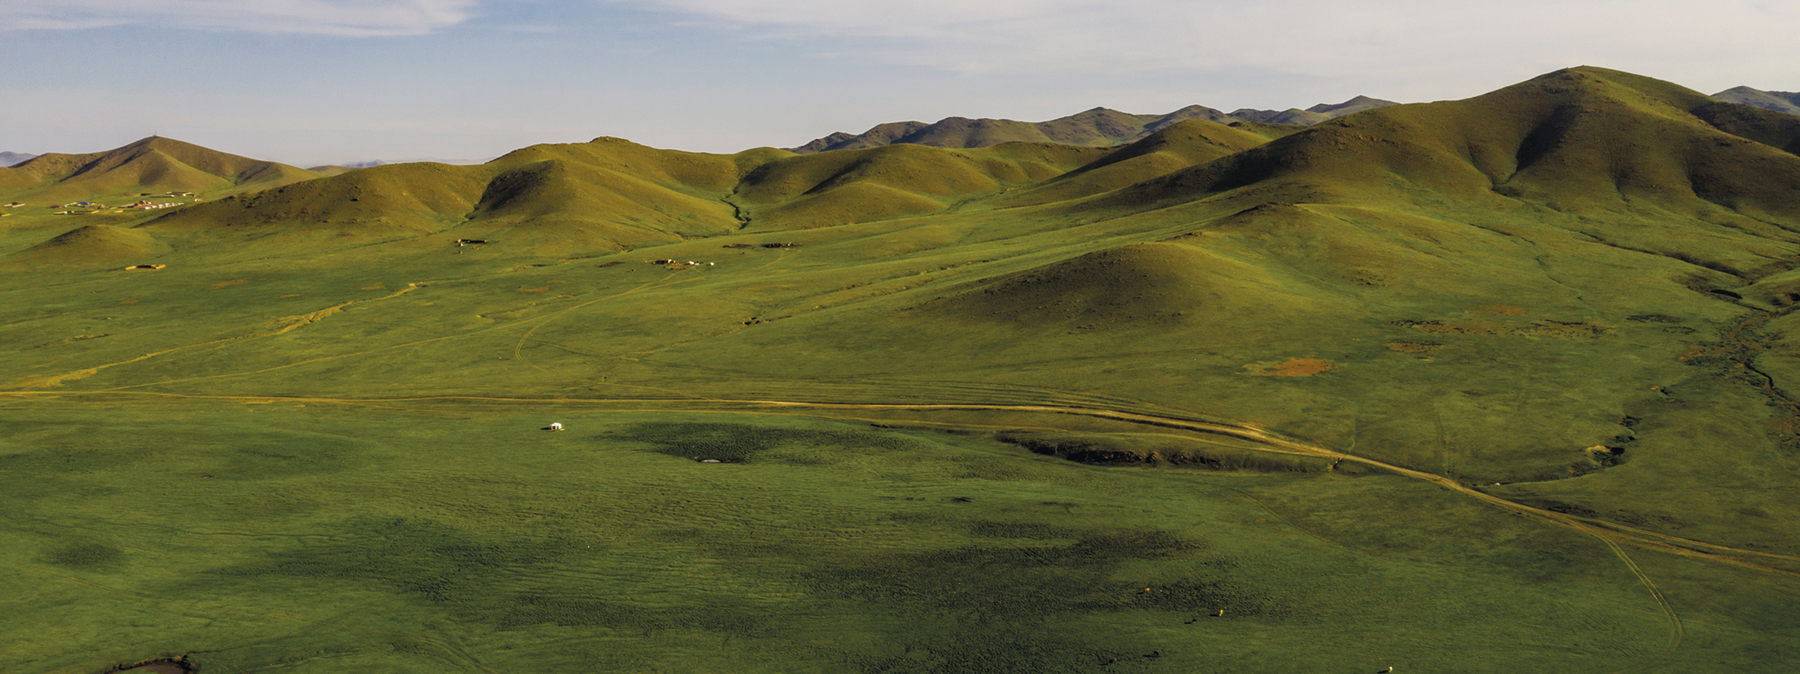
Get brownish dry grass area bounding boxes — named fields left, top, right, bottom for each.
left=1243, top=357, right=1336, bottom=377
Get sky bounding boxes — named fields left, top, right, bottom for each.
left=2, top=0, right=1797, bottom=167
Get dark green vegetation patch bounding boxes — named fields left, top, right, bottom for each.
left=608, top=421, right=920, bottom=463
left=43, top=540, right=126, bottom=571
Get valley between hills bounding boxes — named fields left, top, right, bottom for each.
left=5, top=66, right=1800, bottom=673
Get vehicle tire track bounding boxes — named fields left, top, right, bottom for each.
left=1591, top=526, right=1684, bottom=673
left=3, top=284, right=425, bottom=391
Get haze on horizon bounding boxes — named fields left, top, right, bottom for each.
left=3, top=0, right=1796, bottom=167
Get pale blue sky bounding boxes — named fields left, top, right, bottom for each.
left=4, top=0, right=1795, bottom=167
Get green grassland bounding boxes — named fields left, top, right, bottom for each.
left=5, top=66, right=1800, bottom=672
left=9, top=403, right=1795, bottom=673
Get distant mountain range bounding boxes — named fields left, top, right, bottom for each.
left=0, top=151, right=37, bottom=167
left=1714, top=86, right=1800, bottom=115
left=789, top=96, right=1398, bottom=154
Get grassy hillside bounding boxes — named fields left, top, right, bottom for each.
left=5, top=67, right=1800, bottom=674
left=111, top=137, right=783, bottom=258
left=3, top=224, right=170, bottom=269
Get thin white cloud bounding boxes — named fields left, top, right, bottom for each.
left=0, top=0, right=478, bottom=37
left=609, top=0, right=1800, bottom=92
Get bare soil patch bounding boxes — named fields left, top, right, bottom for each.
left=1244, top=358, right=1335, bottom=377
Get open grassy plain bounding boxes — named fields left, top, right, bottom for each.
left=5, top=67, right=1800, bottom=672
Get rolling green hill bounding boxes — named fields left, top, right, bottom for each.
left=8, top=223, right=170, bottom=268
left=5, top=67, right=1800, bottom=674
left=123, top=137, right=782, bottom=258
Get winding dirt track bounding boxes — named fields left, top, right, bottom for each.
left=6, top=283, right=425, bottom=391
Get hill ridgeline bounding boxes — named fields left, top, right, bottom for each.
left=789, top=96, right=1399, bottom=154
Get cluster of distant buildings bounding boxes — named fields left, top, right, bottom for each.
left=12, top=192, right=200, bottom=215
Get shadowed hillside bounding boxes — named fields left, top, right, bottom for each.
left=1693, top=101, right=1800, bottom=156
left=993, top=119, right=1272, bottom=206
